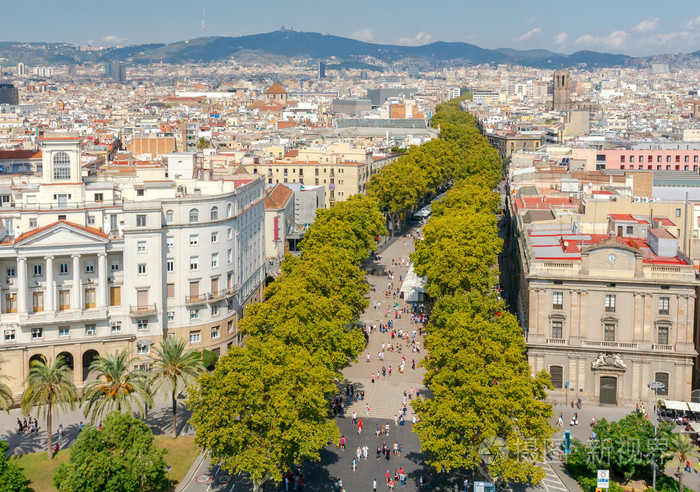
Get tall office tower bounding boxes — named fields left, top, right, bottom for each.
left=0, top=84, right=19, bottom=105
left=110, top=62, right=126, bottom=83
left=318, top=61, right=326, bottom=79
left=16, top=63, right=26, bottom=76
left=104, top=62, right=112, bottom=78
left=552, top=70, right=571, bottom=111
left=360, top=71, right=368, bottom=81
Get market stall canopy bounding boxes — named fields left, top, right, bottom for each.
left=663, top=400, right=689, bottom=411
left=400, top=265, right=427, bottom=302
left=688, top=402, right=700, bottom=413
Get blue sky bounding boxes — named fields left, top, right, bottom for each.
left=3, top=0, right=700, bottom=56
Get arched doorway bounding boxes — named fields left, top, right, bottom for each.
left=28, top=354, right=45, bottom=371
left=82, top=350, right=100, bottom=382
left=57, top=352, right=74, bottom=371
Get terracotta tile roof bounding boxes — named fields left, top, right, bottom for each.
left=0, top=150, right=41, bottom=160
left=264, top=184, right=293, bottom=210
left=264, top=83, right=287, bottom=95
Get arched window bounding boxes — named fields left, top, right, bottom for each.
left=227, top=204, right=233, bottom=218
left=53, top=152, right=71, bottom=180
left=189, top=209, right=199, bottom=223
left=165, top=210, right=174, bottom=223
left=210, top=206, right=219, bottom=221
left=549, top=366, right=563, bottom=389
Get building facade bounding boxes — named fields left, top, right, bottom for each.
left=0, top=134, right=265, bottom=396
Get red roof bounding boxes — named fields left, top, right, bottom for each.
left=0, top=150, right=42, bottom=160
left=265, top=184, right=293, bottom=210
left=264, top=83, right=287, bottom=95
left=14, top=220, right=108, bottom=244
left=609, top=214, right=635, bottom=221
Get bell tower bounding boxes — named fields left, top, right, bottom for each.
left=552, top=70, right=571, bottom=111
left=40, top=133, right=82, bottom=184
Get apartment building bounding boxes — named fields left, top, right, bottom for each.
left=0, top=134, right=265, bottom=395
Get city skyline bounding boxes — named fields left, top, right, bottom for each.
left=2, top=0, right=700, bottom=57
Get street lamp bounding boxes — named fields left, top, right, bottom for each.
left=137, top=339, right=152, bottom=424
left=648, top=380, right=666, bottom=491
left=166, top=465, right=172, bottom=492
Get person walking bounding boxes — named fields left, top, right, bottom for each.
left=373, top=478, right=377, bottom=491
left=352, top=458, right=357, bottom=473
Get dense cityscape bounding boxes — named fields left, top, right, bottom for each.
left=1, top=6, right=700, bottom=492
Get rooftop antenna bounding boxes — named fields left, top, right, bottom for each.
left=201, top=8, right=206, bottom=33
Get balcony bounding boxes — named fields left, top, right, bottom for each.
left=130, top=304, right=156, bottom=316
left=581, top=340, right=638, bottom=350
left=208, top=287, right=237, bottom=301
left=185, top=294, right=207, bottom=305
left=652, top=344, right=674, bottom=351
left=546, top=338, right=567, bottom=345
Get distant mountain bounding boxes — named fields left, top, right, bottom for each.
left=0, top=31, right=688, bottom=69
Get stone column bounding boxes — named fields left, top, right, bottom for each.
left=17, top=257, right=27, bottom=314
left=97, top=253, right=107, bottom=308
left=579, top=291, right=588, bottom=338
left=633, top=293, right=643, bottom=341
left=71, top=254, right=80, bottom=310
left=45, top=256, right=54, bottom=312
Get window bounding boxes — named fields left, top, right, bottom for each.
left=227, top=249, right=233, bottom=264
left=110, top=260, right=120, bottom=271
left=29, top=218, right=37, bottom=228
left=189, top=234, right=199, bottom=245
left=227, top=320, right=233, bottom=334
left=111, top=322, right=122, bottom=333
left=189, top=209, right=199, bottom=223
left=94, top=193, right=103, bottom=202
left=654, top=372, right=669, bottom=396
left=166, top=236, right=174, bottom=248
left=136, top=189, right=144, bottom=197
left=31, top=328, right=42, bottom=340
left=227, top=228, right=233, bottom=240
left=211, top=253, right=218, bottom=268
left=59, top=290, right=70, bottom=311
left=552, top=292, right=563, bottom=309
left=166, top=210, right=174, bottom=223
left=211, top=231, right=219, bottom=243
left=53, top=152, right=71, bottom=180
left=33, top=264, right=43, bottom=276
left=138, top=264, right=147, bottom=275
left=32, top=291, right=43, bottom=312
left=604, top=323, right=616, bottom=342
left=109, top=286, right=121, bottom=306
left=85, top=262, right=94, bottom=273
left=136, top=215, right=147, bottom=228
left=137, top=241, right=146, bottom=253
left=626, top=226, right=633, bottom=235
left=629, top=156, right=634, bottom=163
left=58, top=327, right=69, bottom=338
left=190, top=256, right=199, bottom=271
left=58, top=215, right=66, bottom=221
left=667, top=155, right=671, bottom=163
left=137, top=319, right=148, bottom=331
left=6, top=267, right=15, bottom=278
left=659, top=296, right=670, bottom=315
left=84, top=288, right=95, bottom=308
left=189, top=309, right=200, bottom=320
left=657, top=325, right=670, bottom=345
left=4, top=330, right=15, bottom=342
left=210, top=206, right=219, bottom=220
left=166, top=259, right=174, bottom=272
left=59, top=263, right=69, bottom=275
left=551, top=321, right=563, bottom=339
left=227, top=204, right=233, bottom=217
left=137, top=343, right=150, bottom=355
left=211, top=304, right=219, bottom=316
left=167, top=311, right=175, bottom=322
left=85, top=324, right=96, bottom=336
left=675, top=208, right=681, bottom=218
left=211, top=326, right=220, bottom=339
left=605, top=294, right=616, bottom=312
left=189, top=331, right=201, bottom=343
left=4, top=294, right=16, bottom=313
left=549, top=366, right=563, bottom=389
left=167, top=283, right=175, bottom=298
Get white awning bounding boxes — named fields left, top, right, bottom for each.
left=400, top=265, right=427, bottom=302
left=663, top=400, right=689, bottom=411
left=690, top=422, right=700, bottom=433
left=688, top=402, right=700, bottom=413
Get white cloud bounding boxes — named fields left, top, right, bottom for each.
left=575, top=34, right=597, bottom=47
left=395, top=32, right=432, bottom=46
left=349, top=28, right=374, bottom=43
left=685, top=16, right=700, bottom=30
left=515, top=28, right=541, bottom=42
left=553, top=32, right=568, bottom=45
left=633, top=17, right=659, bottom=33
left=101, top=35, right=125, bottom=45
left=574, top=30, right=629, bottom=50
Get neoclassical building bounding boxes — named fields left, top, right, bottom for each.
left=0, top=134, right=265, bottom=395
left=516, top=225, right=698, bottom=406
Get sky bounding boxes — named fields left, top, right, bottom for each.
left=2, top=0, right=700, bottom=57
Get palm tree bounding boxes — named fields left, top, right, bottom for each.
left=0, top=355, right=14, bottom=411
left=81, top=349, right=152, bottom=422
left=662, top=433, right=700, bottom=492
left=150, top=337, right=204, bottom=438
left=21, top=355, right=78, bottom=459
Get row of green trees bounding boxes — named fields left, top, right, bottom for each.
left=407, top=98, right=555, bottom=485
left=0, top=336, right=203, bottom=461
left=187, top=194, right=386, bottom=492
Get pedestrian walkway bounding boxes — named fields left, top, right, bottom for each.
left=342, top=226, right=427, bottom=421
